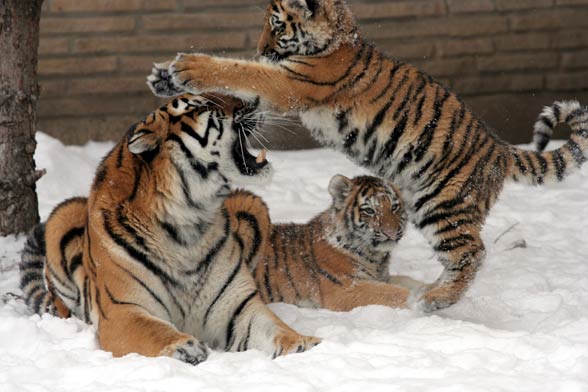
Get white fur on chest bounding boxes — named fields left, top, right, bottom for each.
left=300, top=108, right=341, bottom=148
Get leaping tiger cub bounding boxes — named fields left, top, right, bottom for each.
left=224, top=175, right=423, bottom=312
left=19, top=93, right=319, bottom=365
left=148, top=0, right=588, bottom=312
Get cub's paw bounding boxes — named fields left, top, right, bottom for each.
left=168, top=53, right=213, bottom=95
left=415, top=285, right=461, bottom=313
left=388, top=276, right=431, bottom=309
left=272, top=331, right=321, bottom=358
left=147, top=61, right=184, bottom=97
left=162, top=338, right=208, bottom=366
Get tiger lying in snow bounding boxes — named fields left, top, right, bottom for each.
left=224, top=174, right=424, bottom=311
left=19, top=93, right=319, bottom=365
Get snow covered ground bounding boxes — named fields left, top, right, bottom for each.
left=1, top=132, right=587, bottom=392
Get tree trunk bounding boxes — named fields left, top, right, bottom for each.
left=0, top=0, right=44, bottom=235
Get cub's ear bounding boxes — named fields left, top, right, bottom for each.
left=328, top=174, right=352, bottom=207
left=285, top=0, right=317, bottom=19
left=128, top=127, right=160, bottom=155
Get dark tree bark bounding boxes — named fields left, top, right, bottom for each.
left=0, top=0, right=45, bottom=235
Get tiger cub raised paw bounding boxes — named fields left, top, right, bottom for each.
left=147, top=61, right=184, bottom=98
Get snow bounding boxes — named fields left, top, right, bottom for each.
left=1, top=132, right=588, bottom=391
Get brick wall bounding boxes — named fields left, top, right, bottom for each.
left=38, top=0, right=588, bottom=147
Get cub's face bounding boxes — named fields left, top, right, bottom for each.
left=257, top=0, right=337, bottom=62
left=328, top=175, right=407, bottom=252
left=128, top=93, right=271, bottom=186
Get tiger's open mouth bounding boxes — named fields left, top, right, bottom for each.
left=231, top=134, right=269, bottom=176
left=229, top=96, right=270, bottom=177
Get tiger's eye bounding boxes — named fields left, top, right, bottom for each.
left=362, top=207, right=376, bottom=216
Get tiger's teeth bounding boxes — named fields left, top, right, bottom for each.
left=256, top=149, right=267, bottom=164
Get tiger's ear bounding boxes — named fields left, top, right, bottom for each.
left=128, top=127, right=160, bottom=155
left=285, top=0, right=317, bottom=19
left=328, top=174, right=352, bottom=207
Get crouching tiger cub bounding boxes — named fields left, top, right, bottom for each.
left=223, top=175, right=424, bottom=312
left=19, top=93, right=319, bottom=365
left=147, top=0, right=588, bottom=312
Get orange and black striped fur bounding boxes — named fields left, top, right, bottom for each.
left=148, top=0, right=588, bottom=312
left=19, top=93, right=319, bottom=365
left=224, top=175, right=423, bottom=312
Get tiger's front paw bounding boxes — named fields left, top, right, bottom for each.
left=147, top=61, right=185, bottom=98
left=161, top=338, right=209, bottom=366
left=272, top=331, right=321, bottom=358
left=168, top=52, right=215, bottom=95
left=415, top=284, right=461, bottom=312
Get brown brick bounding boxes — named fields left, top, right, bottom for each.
left=141, top=11, right=261, bottom=31
left=494, top=33, right=552, bottom=52
left=73, top=33, right=246, bottom=54
left=417, top=58, right=477, bottom=77
left=38, top=95, right=158, bottom=117
left=547, top=71, right=588, bottom=90
left=184, top=0, right=266, bottom=8
left=117, top=49, right=255, bottom=76
left=41, top=16, right=136, bottom=35
left=38, top=56, right=118, bottom=76
left=38, top=38, right=69, bottom=55
left=477, top=53, right=558, bottom=72
left=437, top=38, right=493, bottom=57
left=351, top=0, right=446, bottom=20
left=143, top=0, right=177, bottom=10
left=447, top=0, right=494, bottom=14
left=39, top=115, right=142, bottom=144
left=362, top=20, right=448, bottom=39
left=556, top=0, right=588, bottom=5
left=551, top=30, right=588, bottom=49
left=510, top=9, right=588, bottom=31
left=376, top=41, right=435, bottom=60
left=34, top=0, right=588, bottom=148
left=445, top=16, right=508, bottom=37
left=119, top=55, right=176, bottom=74
left=50, top=0, right=176, bottom=13
left=452, top=74, right=544, bottom=95
left=67, top=76, right=149, bottom=95
left=39, top=80, right=70, bottom=98
left=495, top=0, right=553, bottom=11
left=561, top=50, right=588, bottom=68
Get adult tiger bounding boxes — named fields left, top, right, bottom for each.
left=147, top=0, right=588, bottom=312
left=19, top=93, right=319, bottom=365
left=224, top=175, right=422, bottom=311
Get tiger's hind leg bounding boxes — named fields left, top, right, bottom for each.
left=416, top=212, right=485, bottom=312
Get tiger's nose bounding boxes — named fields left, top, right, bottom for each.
left=382, top=226, right=403, bottom=241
